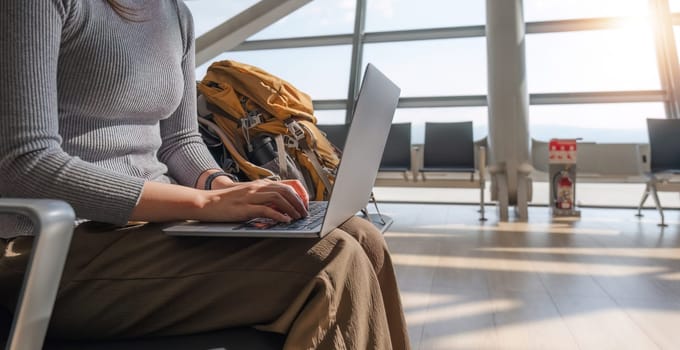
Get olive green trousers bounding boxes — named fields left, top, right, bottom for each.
left=0, top=216, right=409, bottom=350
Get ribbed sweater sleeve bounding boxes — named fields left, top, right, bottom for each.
left=0, top=0, right=222, bottom=229
left=158, top=2, right=221, bottom=187
left=0, top=0, right=144, bottom=225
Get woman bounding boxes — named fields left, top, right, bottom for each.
left=0, top=0, right=410, bottom=349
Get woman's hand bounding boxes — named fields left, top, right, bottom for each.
left=197, top=179, right=308, bottom=223
left=131, top=179, right=308, bottom=223
left=279, top=179, right=309, bottom=209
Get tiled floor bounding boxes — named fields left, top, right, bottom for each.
left=379, top=203, right=680, bottom=349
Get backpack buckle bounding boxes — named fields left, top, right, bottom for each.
left=284, top=119, right=306, bottom=141
left=241, top=112, right=265, bottom=129
left=283, top=135, right=298, bottom=148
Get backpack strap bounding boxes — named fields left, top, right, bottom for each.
left=198, top=116, right=276, bottom=180
left=273, top=135, right=288, bottom=179
left=284, top=119, right=335, bottom=196
left=300, top=147, right=334, bottom=197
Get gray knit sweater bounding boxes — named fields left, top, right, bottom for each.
left=0, top=0, right=220, bottom=232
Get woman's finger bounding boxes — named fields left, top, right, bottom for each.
left=248, top=191, right=302, bottom=220
left=280, top=179, right=309, bottom=209
left=249, top=181, right=307, bottom=217
left=247, top=204, right=292, bottom=223
left=267, top=182, right=308, bottom=216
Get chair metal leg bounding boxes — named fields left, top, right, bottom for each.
left=479, top=178, right=487, bottom=221
left=478, top=145, right=487, bottom=222
left=649, top=183, right=667, bottom=227
left=636, top=183, right=649, bottom=217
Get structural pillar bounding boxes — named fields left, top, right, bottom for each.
left=485, top=0, right=533, bottom=221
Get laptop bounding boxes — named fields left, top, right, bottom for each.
left=163, top=63, right=401, bottom=238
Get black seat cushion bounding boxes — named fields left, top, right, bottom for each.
left=44, top=328, right=284, bottom=350
left=647, top=118, right=680, bottom=173
left=380, top=123, right=411, bottom=171
left=0, top=308, right=10, bottom=347
left=421, top=121, right=474, bottom=172
left=1, top=307, right=283, bottom=350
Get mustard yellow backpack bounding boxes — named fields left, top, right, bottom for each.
left=196, top=60, right=340, bottom=200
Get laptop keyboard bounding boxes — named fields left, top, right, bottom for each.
left=235, top=201, right=327, bottom=231
left=273, top=201, right=327, bottom=230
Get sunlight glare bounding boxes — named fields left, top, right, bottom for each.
left=392, top=254, right=666, bottom=277
left=478, top=247, right=680, bottom=260
left=416, top=222, right=621, bottom=236
left=400, top=292, right=460, bottom=310
left=406, top=298, right=520, bottom=326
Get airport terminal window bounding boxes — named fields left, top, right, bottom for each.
left=196, top=46, right=352, bottom=100
left=524, top=0, right=649, bottom=22
left=186, top=0, right=259, bottom=37
left=365, top=0, right=485, bottom=32
left=392, top=107, right=488, bottom=144
left=249, top=0, right=356, bottom=40
left=525, top=28, right=660, bottom=93
left=362, top=38, right=488, bottom=97
left=670, top=0, right=680, bottom=13
left=529, top=102, right=665, bottom=143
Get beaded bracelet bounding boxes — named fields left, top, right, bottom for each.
left=204, top=171, right=239, bottom=190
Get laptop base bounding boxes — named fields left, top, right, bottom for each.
left=362, top=213, right=394, bottom=234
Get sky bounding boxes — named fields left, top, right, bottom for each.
left=185, top=0, right=678, bottom=144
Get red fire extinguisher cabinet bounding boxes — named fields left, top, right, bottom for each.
left=548, top=139, right=581, bottom=217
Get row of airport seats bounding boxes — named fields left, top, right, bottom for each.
left=318, top=121, right=487, bottom=221
left=321, top=118, right=680, bottom=226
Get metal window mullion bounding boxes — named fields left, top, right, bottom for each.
left=363, top=26, right=486, bottom=42
left=650, top=0, right=673, bottom=117
left=232, top=34, right=353, bottom=51
left=530, top=90, right=667, bottom=104
left=312, top=91, right=666, bottom=111
left=650, top=0, right=680, bottom=118
left=526, top=17, right=631, bottom=34
left=226, top=16, right=668, bottom=54
left=345, top=0, right=367, bottom=123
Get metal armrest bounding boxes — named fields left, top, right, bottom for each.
left=477, top=145, right=487, bottom=182
left=1, top=199, right=75, bottom=350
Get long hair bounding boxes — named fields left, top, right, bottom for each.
left=105, top=0, right=140, bottom=21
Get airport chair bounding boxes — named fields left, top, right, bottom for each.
left=636, top=118, right=680, bottom=226
left=420, top=121, right=476, bottom=176
left=317, top=124, right=402, bottom=233
left=317, top=123, right=350, bottom=152
left=319, top=123, right=413, bottom=179
left=379, top=123, right=413, bottom=180
left=419, top=121, right=487, bottom=220
left=0, top=198, right=284, bottom=350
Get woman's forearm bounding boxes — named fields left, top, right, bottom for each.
left=131, top=169, right=239, bottom=223
left=129, top=181, right=207, bottom=222
left=129, top=179, right=308, bottom=223
left=194, top=168, right=235, bottom=190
